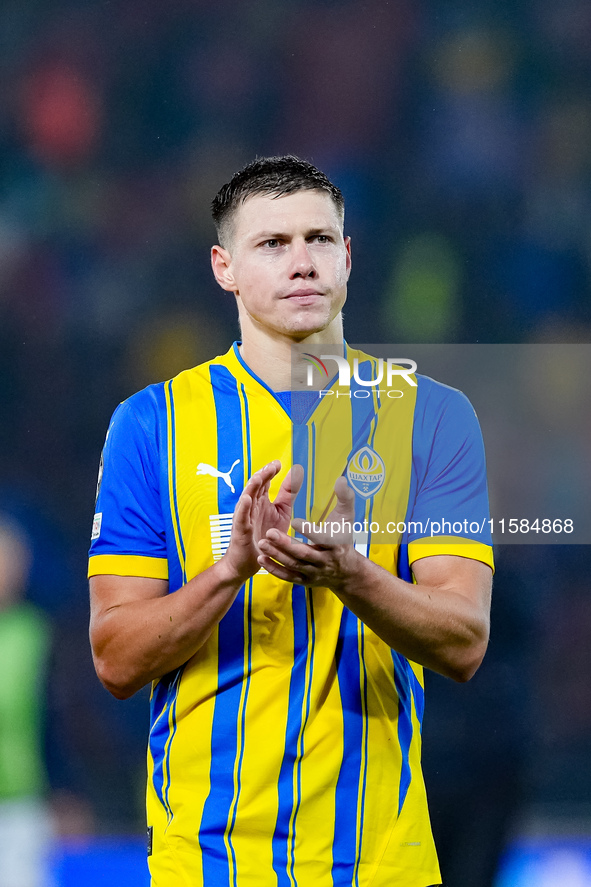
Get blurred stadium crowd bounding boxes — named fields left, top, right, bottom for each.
left=1, top=0, right=591, bottom=883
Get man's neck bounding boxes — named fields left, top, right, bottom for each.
left=238, top=320, right=344, bottom=391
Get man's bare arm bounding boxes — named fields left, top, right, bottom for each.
left=90, top=461, right=293, bottom=699
left=90, top=561, right=243, bottom=700
left=257, top=477, right=492, bottom=682
left=339, top=552, right=491, bottom=681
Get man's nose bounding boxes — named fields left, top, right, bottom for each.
left=289, top=241, right=317, bottom=278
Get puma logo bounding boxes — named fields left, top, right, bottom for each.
left=196, top=459, right=241, bottom=494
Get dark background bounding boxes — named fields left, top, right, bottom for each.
left=1, top=0, right=590, bottom=881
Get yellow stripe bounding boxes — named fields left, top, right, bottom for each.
left=87, top=554, right=168, bottom=579
left=223, top=580, right=251, bottom=883
left=223, top=386, right=250, bottom=880
left=238, top=382, right=249, bottom=486
left=226, top=386, right=292, bottom=880
left=165, top=381, right=186, bottom=582
left=287, top=594, right=314, bottom=887
left=366, top=359, right=416, bottom=549
left=408, top=536, right=494, bottom=571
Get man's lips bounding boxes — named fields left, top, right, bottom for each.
left=282, top=289, right=324, bottom=299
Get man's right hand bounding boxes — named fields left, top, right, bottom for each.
left=224, top=462, right=304, bottom=583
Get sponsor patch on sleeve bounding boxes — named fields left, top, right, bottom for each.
left=91, top=512, right=102, bottom=541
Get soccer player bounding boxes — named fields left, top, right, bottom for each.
left=88, top=156, right=493, bottom=887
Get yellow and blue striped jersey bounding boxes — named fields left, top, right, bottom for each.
left=89, top=343, right=493, bottom=887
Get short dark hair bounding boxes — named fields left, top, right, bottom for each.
left=211, top=155, right=344, bottom=247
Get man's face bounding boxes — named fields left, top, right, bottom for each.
left=213, top=190, right=351, bottom=341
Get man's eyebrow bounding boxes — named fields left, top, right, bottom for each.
left=248, top=229, right=289, bottom=241
left=305, top=226, right=338, bottom=236
left=249, top=225, right=339, bottom=241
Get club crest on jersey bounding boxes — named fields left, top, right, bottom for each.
left=346, top=446, right=385, bottom=499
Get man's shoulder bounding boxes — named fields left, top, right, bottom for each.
left=410, top=374, right=483, bottom=469
left=346, top=346, right=471, bottom=410
left=415, top=373, right=476, bottom=422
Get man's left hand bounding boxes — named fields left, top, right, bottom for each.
left=257, top=474, right=359, bottom=590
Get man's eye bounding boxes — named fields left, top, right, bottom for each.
left=265, top=239, right=280, bottom=248
left=312, top=235, right=329, bottom=243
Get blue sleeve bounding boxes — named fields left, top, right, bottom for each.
left=89, top=392, right=167, bottom=573
left=407, top=375, right=493, bottom=552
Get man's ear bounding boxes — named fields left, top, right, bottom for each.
left=344, top=235, right=352, bottom=280
left=211, top=245, right=237, bottom=293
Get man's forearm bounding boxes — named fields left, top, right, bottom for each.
left=90, top=558, right=247, bottom=699
left=330, top=548, right=491, bottom=681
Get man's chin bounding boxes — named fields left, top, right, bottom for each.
left=280, top=309, right=340, bottom=338
left=281, top=322, right=332, bottom=341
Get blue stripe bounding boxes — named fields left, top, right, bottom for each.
left=162, top=669, right=183, bottom=822
left=397, top=543, right=413, bottom=582
left=167, top=381, right=187, bottom=584
left=292, top=422, right=309, bottom=539
left=391, top=651, right=414, bottom=815
left=332, top=608, right=364, bottom=885
left=407, top=666, right=425, bottom=729
left=350, top=358, right=380, bottom=446
left=394, top=552, right=425, bottom=728
left=272, top=585, right=310, bottom=887
left=148, top=668, right=183, bottom=818
left=199, top=366, right=246, bottom=886
left=225, top=576, right=254, bottom=885
left=349, top=365, right=377, bottom=526
left=209, top=365, right=244, bottom=511
left=309, top=422, right=316, bottom=516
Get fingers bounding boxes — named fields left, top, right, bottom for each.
left=272, top=463, right=304, bottom=508
left=252, top=460, right=282, bottom=488
left=289, top=464, right=305, bottom=496
left=243, top=460, right=281, bottom=503
left=333, top=475, right=356, bottom=516
left=262, top=459, right=282, bottom=480
left=232, top=491, right=252, bottom=536
left=257, top=555, right=306, bottom=584
left=260, top=530, right=325, bottom=568
left=257, top=531, right=322, bottom=584
left=291, top=476, right=355, bottom=545
left=236, top=461, right=278, bottom=527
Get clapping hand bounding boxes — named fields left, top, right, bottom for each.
left=257, top=473, right=357, bottom=591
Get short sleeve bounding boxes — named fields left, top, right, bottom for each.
left=406, top=377, right=494, bottom=571
left=88, top=396, right=168, bottom=580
